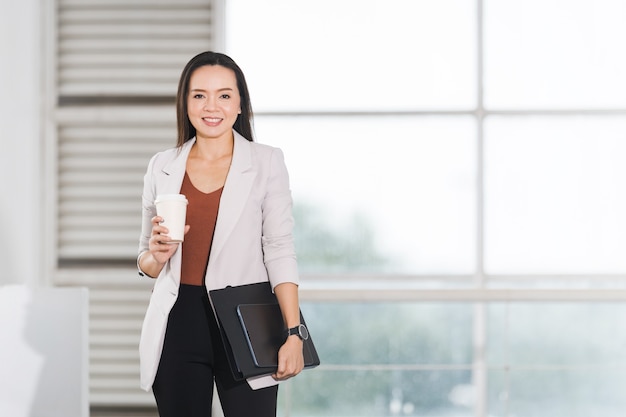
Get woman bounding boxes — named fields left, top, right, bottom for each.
left=137, top=51, right=305, bottom=417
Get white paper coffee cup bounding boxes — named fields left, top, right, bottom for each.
left=154, top=194, right=188, bottom=243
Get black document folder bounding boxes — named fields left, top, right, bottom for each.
left=209, top=281, right=320, bottom=380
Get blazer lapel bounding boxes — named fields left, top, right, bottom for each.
left=160, top=138, right=195, bottom=193
left=158, top=138, right=195, bottom=281
left=208, top=132, right=256, bottom=265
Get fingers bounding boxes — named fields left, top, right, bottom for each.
left=151, top=234, right=172, bottom=247
left=151, top=216, right=191, bottom=240
left=273, top=362, right=302, bottom=381
left=272, top=343, right=304, bottom=381
left=150, top=216, right=175, bottom=243
left=148, top=216, right=180, bottom=264
left=150, top=216, right=167, bottom=235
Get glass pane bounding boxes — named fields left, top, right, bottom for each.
left=487, top=302, right=626, bottom=417
left=484, top=116, right=626, bottom=274
left=279, top=302, right=474, bottom=415
left=302, top=302, right=473, bottom=366
left=487, top=303, right=626, bottom=365
left=226, top=0, right=476, bottom=111
left=278, top=370, right=474, bottom=417
left=488, top=370, right=626, bottom=417
left=484, top=0, right=626, bottom=109
left=256, top=115, right=476, bottom=274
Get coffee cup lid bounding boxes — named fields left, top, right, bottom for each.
left=155, top=194, right=188, bottom=204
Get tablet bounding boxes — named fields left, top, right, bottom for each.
left=236, top=303, right=285, bottom=367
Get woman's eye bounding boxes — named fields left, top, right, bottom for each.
left=220, top=94, right=231, bottom=99
left=193, top=94, right=204, bottom=99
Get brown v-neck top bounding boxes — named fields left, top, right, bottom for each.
left=180, top=172, right=223, bottom=286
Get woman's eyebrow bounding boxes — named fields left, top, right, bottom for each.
left=189, top=87, right=234, bottom=92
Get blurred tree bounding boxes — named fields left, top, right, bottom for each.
left=293, top=203, right=389, bottom=274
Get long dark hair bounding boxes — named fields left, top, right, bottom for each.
left=176, top=51, right=254, bottom=147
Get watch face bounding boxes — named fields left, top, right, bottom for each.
left=298, top=324, right=309, bottom=340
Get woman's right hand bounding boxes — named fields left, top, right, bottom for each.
left=148, top=216, right=183, bottom=264
left=140, top=216, right=190, bottom=277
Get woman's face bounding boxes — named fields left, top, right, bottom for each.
left=187, top=65, right=241, bottom=142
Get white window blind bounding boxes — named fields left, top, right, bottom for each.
left=57, top=0, right=216, bottom=262
left=58, top=0, right=214, bottom=98
left=57, top=106, right=175, bottom=261
left=53, top=0, right=219, bottom=408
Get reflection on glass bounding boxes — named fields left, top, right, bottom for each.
left=226, top=0, right=476, bottom=111
left=255, top=115, right=476, bottom=274
left=484, top=116, right=626, bottom=274
left=484, top=0, right=626, bottom=108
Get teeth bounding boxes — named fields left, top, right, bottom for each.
left=203, top=117, right=221, bottom=122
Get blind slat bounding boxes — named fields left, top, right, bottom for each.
left=61, top=0, right=208, bottom=7
left=59, top=242, right=139, bottom=253
left=60, top=9, right=211, bottom=22
left=60, top=38, right=209, bottom=51
left=58, top=201, right=137, bottom=212
left=56, top=105, right=175, bottom=122
left=90, top=333, right=144, bottom=345
left=60, top=68, right=182, bottom=81
left=59, top=84, right=178, bottom=96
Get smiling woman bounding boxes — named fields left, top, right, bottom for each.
left=186, top=66, right=242, bottom=143
left=137, top=51, right=305, bottom=417
left=175, top=51, right=255, bottom=147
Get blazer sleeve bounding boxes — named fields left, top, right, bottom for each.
left=261, top=147, right=300, bottom=288
left=137, top=154, right=158, bottom=276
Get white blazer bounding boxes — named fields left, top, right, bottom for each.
left=137, top=132, right=299, bottom=391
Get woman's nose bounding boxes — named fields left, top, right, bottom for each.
left=202, top=97, right=216, bottom=110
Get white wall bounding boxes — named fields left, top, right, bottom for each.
left=0, top=4, right=90, bottom=415
left=0, top=286, right=89, bottom=417
left=0, top=0, right=44, bottom=286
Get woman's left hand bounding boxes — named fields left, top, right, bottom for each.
left=272, top=336, right=305, bottom=381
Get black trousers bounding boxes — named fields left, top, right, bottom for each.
left=152, top=284, right=278, bottom=417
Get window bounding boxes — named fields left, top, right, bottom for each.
left=225, top=0, right=626, bottom=416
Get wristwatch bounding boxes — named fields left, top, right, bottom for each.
left=286, top=324, right=309, bottom=341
